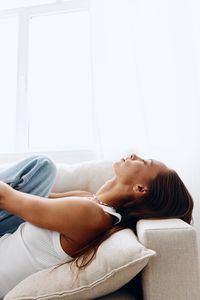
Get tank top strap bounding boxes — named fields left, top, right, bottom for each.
left=98, top=204, right=122, bottom=225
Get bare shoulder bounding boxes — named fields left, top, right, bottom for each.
left=61, top=198, right=112, bottom=247
left=64, top=198, right=111, bottom=231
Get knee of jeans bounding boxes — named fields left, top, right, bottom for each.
left=37, top=155, right=57, bottom=182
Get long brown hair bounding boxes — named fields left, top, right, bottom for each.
left=72, top=169, right=193, bottom=269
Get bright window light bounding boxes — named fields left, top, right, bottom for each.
left=0, top=0, right=55, bottom=10
left=28, top=11, right=93, bottom=151
left=0, top=16, right=18, bottom=153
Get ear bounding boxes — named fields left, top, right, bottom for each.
left=132, top=184, right=148, bottom=197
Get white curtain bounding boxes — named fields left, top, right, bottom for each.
left=91, top=0, right=200, bottom=248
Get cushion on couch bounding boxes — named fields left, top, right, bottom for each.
left=51, top=161, right=115, bottom=194
left=4, top=229, right=155, bottom=300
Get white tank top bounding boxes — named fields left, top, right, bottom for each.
left=0, top=205, right=121, bottom=297
left=0, top=223, right=71, bottom=297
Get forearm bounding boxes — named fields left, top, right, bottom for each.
left=0, top=184, right=48, bottom=225
left=0, top=182, right=66, bottom=231
left=49, top=190, right=93, bottom=198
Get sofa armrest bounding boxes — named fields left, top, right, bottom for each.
left=136, top=219, right=200, bottom=300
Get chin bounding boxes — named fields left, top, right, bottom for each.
left=113, top=159, right=124, bottom=172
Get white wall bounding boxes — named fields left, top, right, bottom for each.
left=90, top=0, right=200, bottom=248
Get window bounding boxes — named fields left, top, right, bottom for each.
left=28, top=11, right=93, bottom=151
left=0, top=0, right=96, bottom=160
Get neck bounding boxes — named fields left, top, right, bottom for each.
left=94, top=177, right=132, bottom=208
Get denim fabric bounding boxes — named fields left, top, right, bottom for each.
left=0, top=155, right=57, bottom=235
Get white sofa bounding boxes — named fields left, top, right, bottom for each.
left=4, top=160, right=200, bottom=300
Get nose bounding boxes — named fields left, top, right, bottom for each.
left=126, top=153, right=143, bottom=161
left=126, top=153, right=137, bottom=160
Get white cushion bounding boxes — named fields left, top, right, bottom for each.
left=4, top=229, right=155, bottom=300
left=51, top=160, right=115, bottom=193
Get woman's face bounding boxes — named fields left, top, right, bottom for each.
left=113, top=154, right=169, bottom=187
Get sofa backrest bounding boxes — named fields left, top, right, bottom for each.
left=52, top=160, right=114, bottom=193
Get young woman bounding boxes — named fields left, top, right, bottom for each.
left=0, top=154, right=194, bottom=297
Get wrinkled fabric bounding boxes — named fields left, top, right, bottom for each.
left=0, top=155, right=56, bottom=235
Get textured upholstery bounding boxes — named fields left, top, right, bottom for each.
left=137, top=219, right=200, bottom=300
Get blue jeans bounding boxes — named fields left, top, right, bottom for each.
left=0, top=155, right=57, bottom=236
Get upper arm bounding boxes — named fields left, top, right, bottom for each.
left=7, top=191, right=101, bottom=237
left=2, top=185, right=102, bottom=239
left=33, top=198, right=99, bottom=235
